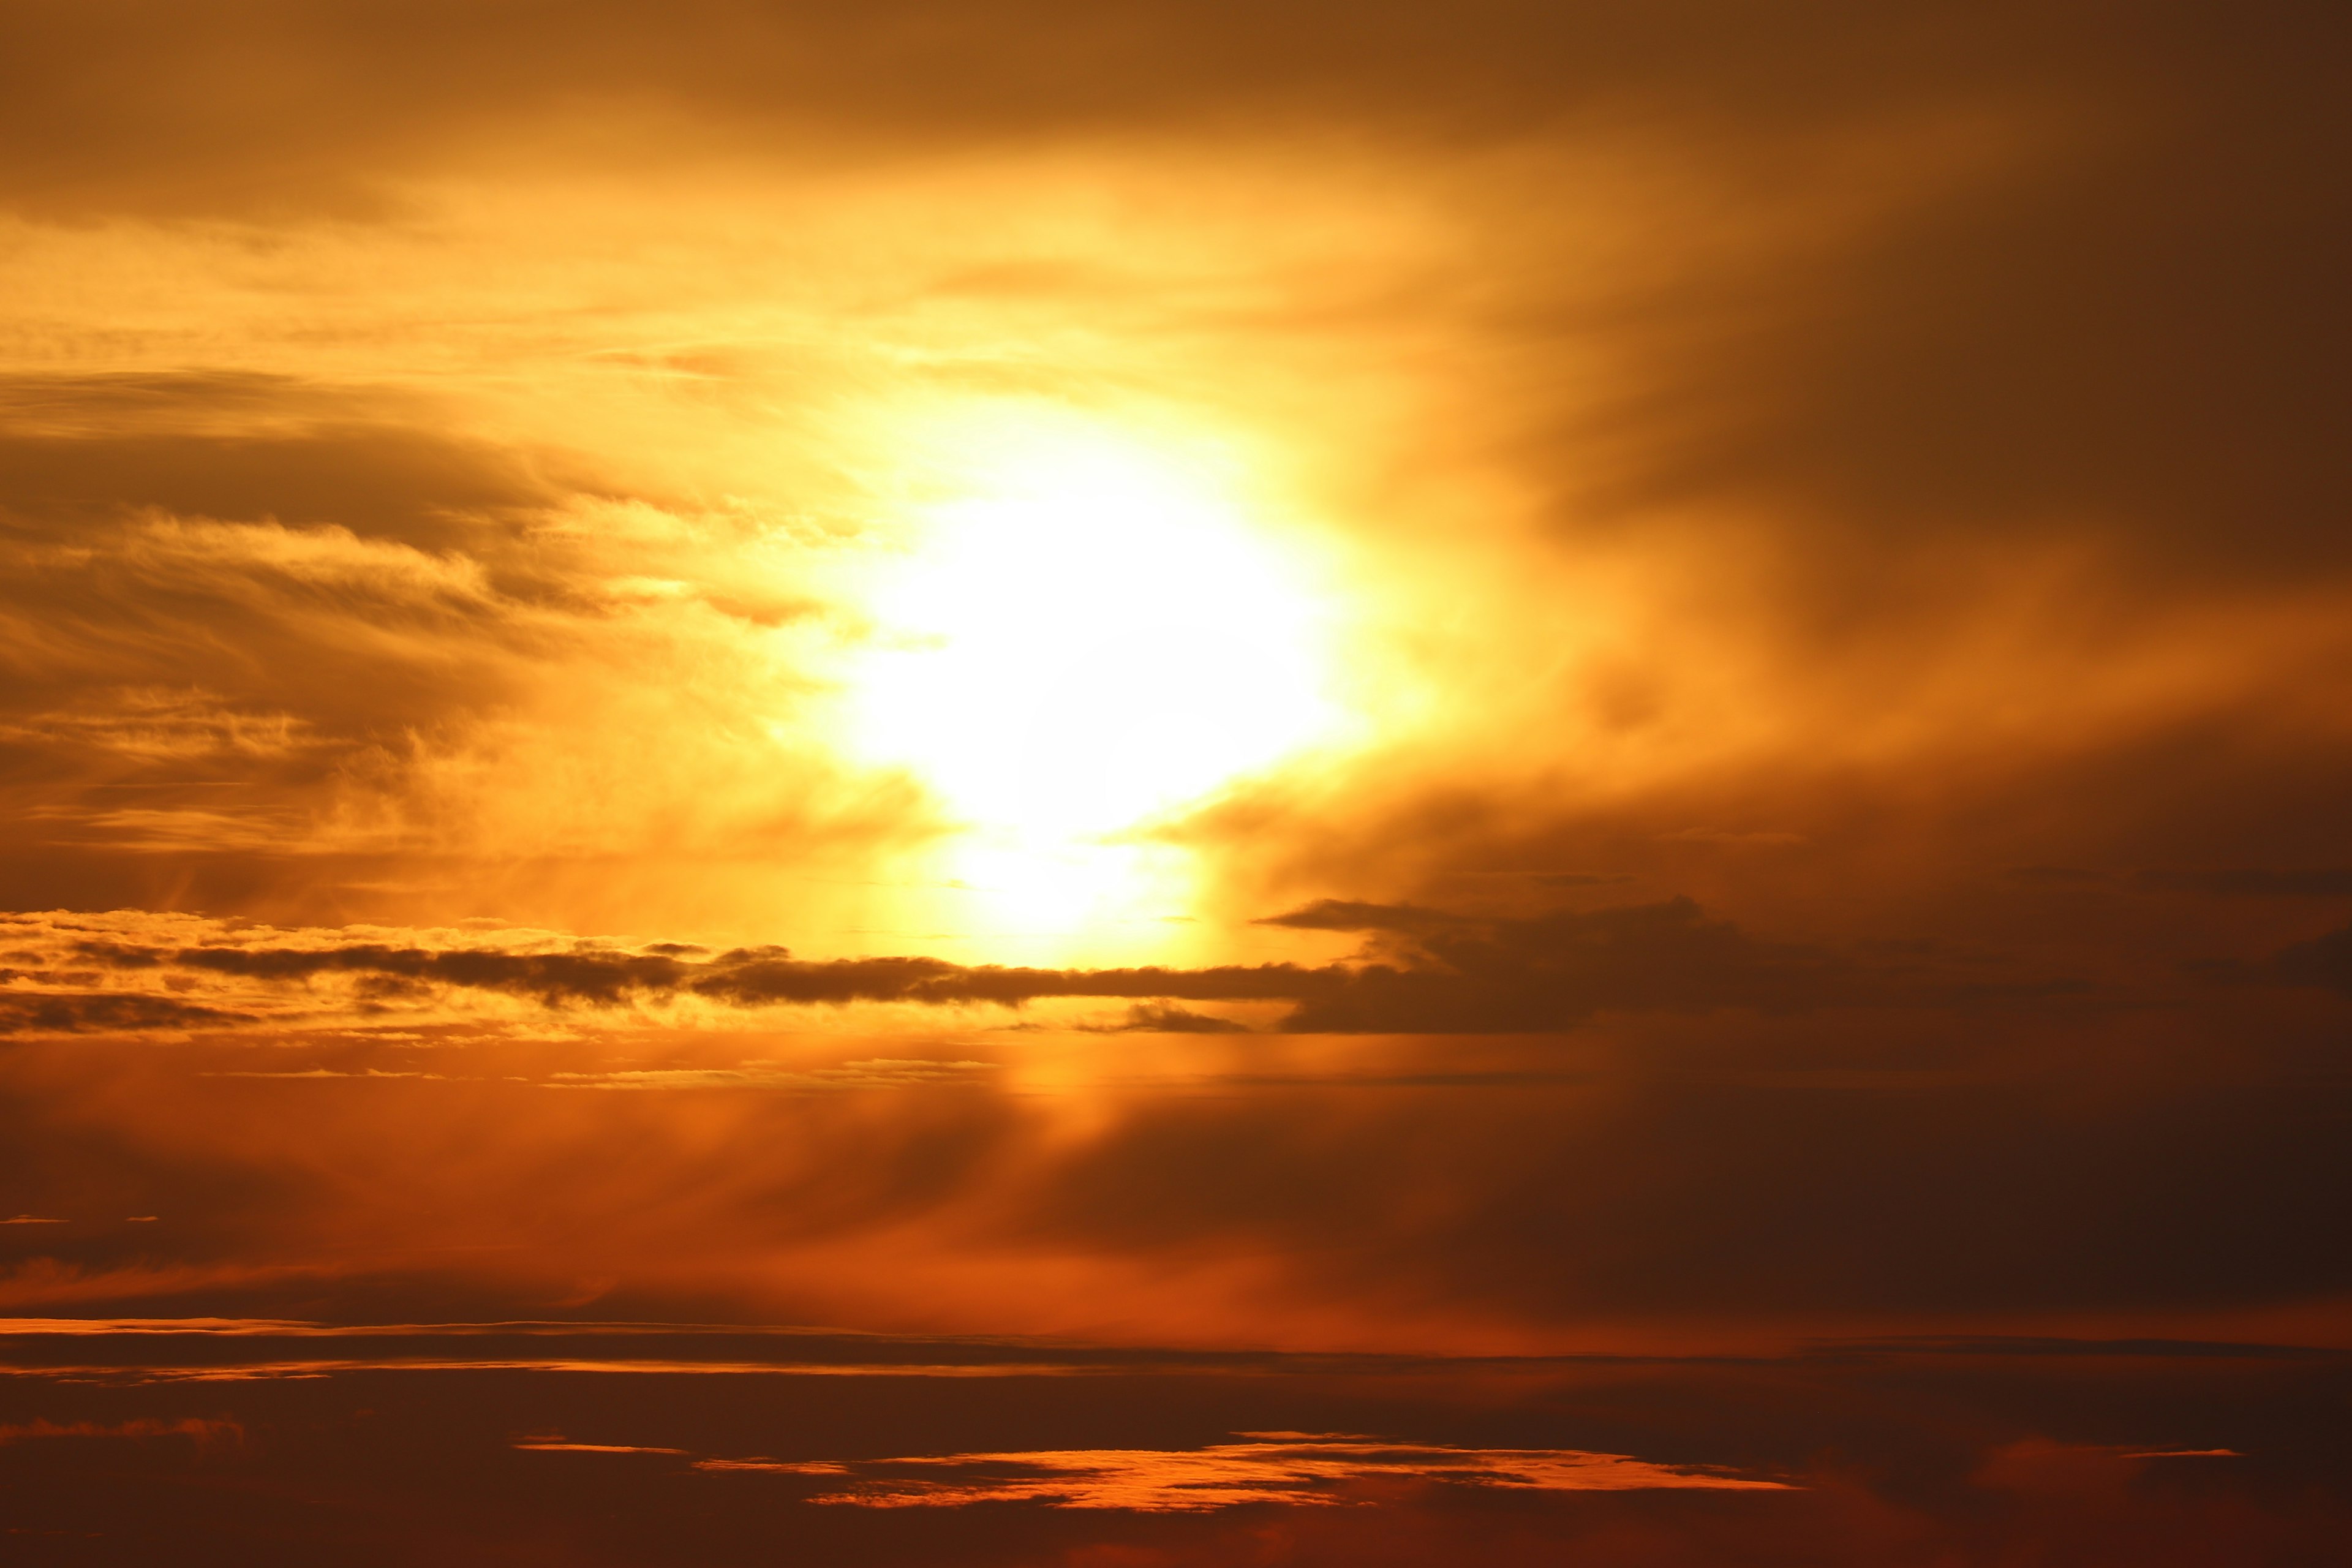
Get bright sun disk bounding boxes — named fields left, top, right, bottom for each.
left=845, top=416, right=1343, bottom=856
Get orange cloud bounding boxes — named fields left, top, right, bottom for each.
left=692, top=1434, right=1791, bottom=1509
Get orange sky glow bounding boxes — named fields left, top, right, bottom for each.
left=1, top=3, right=2348, bottom=1564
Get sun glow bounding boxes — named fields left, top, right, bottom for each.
left=845, top=411, right=1343, bottom=903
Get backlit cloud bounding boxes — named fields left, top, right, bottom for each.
left=2, top=4, right=2348, bottom=1562
left=695, top=1433, right=1792, bottom=1509
left=0, top=897, right=2143, bottom=1036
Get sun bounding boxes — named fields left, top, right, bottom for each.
left=843, top=407, right=1344, bottom=879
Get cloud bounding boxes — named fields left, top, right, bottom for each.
left=2008, top=865, right=2114, bottom=886
left=2142, top=869, right=2352, bottom=898
left=1255, top=900, right=1470, bottom=937
left=0, top=16, right=2346, bottom=1564
left=204, top=1068, right=440, bottom=1080
left=1, top=4, right=2345, bottom=964
left=0, top=1325, right=2338, bottom=1568
left=0, top=3, right=2135, bottom=217
left=0, top=1416, right=239, bottom=1446
left=2, top=1006, right=2348, bottom=1352
left=145, top=938, right=1322, bottom=1014
left=692, top=1433, right=1792, bottom=1509
left=2275, top=924, right=2352, bottom=999
left=0, top=991, right=254, bottom=1035
left=1110, top=1003, right=1250, bottom=1035
left=17, top=896, right=1986, bottom=1035
left=548, top=1059, right=995, bottom=1091
left=1656, top=829, right=1807, bottom=848
left=0, top=688, right=323, bottom=764
left=0, top=371, right=561, bottom=542
left=0, top=363, right=922, bottom=932
left=1257, top=897, right=1865, bottom=1031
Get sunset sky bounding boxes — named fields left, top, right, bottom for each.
left=2, top=4, right=2349, bottom=1564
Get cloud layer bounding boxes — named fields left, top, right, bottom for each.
left=3, top=6, right=2350, bottom=1564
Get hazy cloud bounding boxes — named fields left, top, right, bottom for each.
left=2276, top=924, right=2352, bottom=1000
left=1260, top=897, right=1866, bottom=1031
left=2143, top=869, right=2352, bottom=899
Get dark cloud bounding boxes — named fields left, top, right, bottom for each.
left=0, top=982, right=2343, bottom=1373
left=0, top=1271, right=2344, bottom=1566
left=165, top=942, right=696, bottom=1006
left=2275, top=924, right=2352, bottom=1000
left=2143, top=869, right=2352, bottom=899
left=10, top=972, right=2352, bottom=1336
left=1010, top=1045, right=2352, bottom=1322
left=113, top=935, right=1328, bottom=1014
left=1113, top=1003, right=1249, bottom=1035
left=0, top=3, right=2130, bottom=215
left=0, top=991, right=253, bottom=1034
left=2008, top=865, right=2113, bottom=887
left=42, top=895, right=1953, bottom=1032
left=1506, top=5, right=2352, bottom=589
left=1260, top=897, right=1868, bottom=1032
left=1256, top=899, right=1472, bottom=936
left=1099, top=4, right=2352, bottom=945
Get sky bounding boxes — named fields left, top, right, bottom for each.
left=1, top=2, right=2349, bottom=1563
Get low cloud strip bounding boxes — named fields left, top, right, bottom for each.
left=695, top=1433, right=1793, bottom=1510
left=19, top=897, right=1876, bottom=1034
left=17, top=892, right=2335, bottom=1036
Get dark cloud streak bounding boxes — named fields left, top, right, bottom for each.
left=0, top=991, right=254, bottom=1034
left=32, top=895, right=2099, bottom=1033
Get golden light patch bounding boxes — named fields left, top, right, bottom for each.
left=840, top=405, right=1349, bottom=924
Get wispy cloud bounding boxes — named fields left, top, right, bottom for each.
left=691, top=1433, right=1792, bottom=1509
left=0, top=1416, right=239, bottom=1445
left=549, top=1060, right=994, bottom=1091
